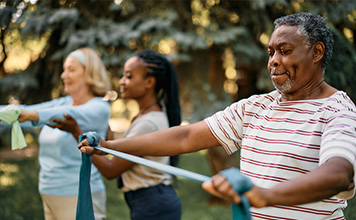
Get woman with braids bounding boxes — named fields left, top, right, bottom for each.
left=56, top=49, right=182, bottom=220
left=95, top=49, right=182, bottom=220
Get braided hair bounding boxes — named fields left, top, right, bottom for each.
left=135, top=50, right=181, bottom=127
left=135, top=50, right=181, bottom=166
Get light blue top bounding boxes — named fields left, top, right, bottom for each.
left=1, top=96, right=109, bottom=196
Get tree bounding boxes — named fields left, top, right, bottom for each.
left=1, top=0, right=356, bottom=175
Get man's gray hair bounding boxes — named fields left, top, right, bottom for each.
left=274, top=12, right=334, bottom=68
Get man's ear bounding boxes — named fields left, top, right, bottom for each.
left=313, top=42, right=325, bottom=64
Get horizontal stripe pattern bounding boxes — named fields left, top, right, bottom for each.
left=204, top=90, right=356, bottom=219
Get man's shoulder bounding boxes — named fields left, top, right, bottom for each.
left=325, top=91, right=356, bottom=111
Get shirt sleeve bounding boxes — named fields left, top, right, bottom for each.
left=204, top=99, right=245, bottom=155
left=34, top=98, right=110, bottom=134
left=0, top=98, right=71, bottom=128
left=19, top=96, right=72, bottom=111
left=320, top=110, right=356, bottom=199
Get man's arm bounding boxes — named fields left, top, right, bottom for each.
left=203, top=157, right=354, bottom=208
left=79, top=120, right=221, bottom=156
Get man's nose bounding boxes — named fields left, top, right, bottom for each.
left=269, top=54, right=280, bottom=67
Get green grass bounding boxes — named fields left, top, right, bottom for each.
left=1, top=151, right=355, bottom=220
left=0, top=157, right=43, bottom=220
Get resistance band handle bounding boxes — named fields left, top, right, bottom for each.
left=219, top=167, right=253, bottom=220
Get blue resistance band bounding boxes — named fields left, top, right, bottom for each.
left=95, top=146, right=211, bottom=182
left=220, top=167, right=253, bottom=220
left=76, top=132, right=252, bottom=220
left=76, top=136, right=95, bottom=220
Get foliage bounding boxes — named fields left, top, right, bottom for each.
left=325, top=29, right=356, bottom=100
left=0, top=0, right=355, bottom=112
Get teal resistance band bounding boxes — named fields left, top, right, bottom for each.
left=76, top=136, right=95, bottom=220
left=76, top=132, right=252, bottom=220
left=94, top=146, right=211, bottom=183
left=220, top=167, right=253, bottom=220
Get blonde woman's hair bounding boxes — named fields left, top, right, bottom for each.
left=73, top=48, right=111, bottom=97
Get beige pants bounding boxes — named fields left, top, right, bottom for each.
left=41, top=191, right=106, bottom=220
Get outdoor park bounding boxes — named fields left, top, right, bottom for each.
left=1, top=0, right=356, bottom=219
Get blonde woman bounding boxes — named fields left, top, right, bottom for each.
left=1, top=48, right=111, bottom=220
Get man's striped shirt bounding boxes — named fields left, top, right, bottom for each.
left=205, top=90, right=356, bottom=220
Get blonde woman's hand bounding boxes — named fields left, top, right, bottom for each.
left=18, top=109, right=38, bottom=122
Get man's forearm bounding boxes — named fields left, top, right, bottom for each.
left=252, top=157, right=354, bottom=207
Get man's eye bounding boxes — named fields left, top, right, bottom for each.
left=280, top=50, right=290, bottom=55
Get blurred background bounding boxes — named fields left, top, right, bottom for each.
left=0, top=0, right=356, bottom=219
left=1, top=0, right=356, bottom=125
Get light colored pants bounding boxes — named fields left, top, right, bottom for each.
left=41, top=191, right=106, bottom=220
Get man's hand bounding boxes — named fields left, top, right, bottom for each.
left=202, top=174, right=269, bottom=208
left=49, top=114, right=82, bottom=141
left=202, top=174, right=242, bottom=204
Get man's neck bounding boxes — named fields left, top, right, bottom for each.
left=280, top=80, right=337, bottom=102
